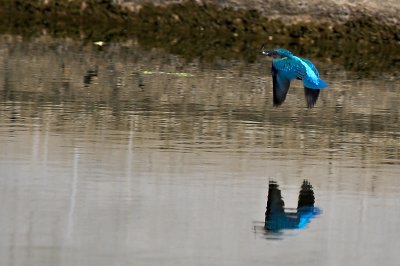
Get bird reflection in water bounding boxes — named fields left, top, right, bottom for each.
left=254, top=180, right=321, bottom=238
left=265, top=180, right=321, bottom=232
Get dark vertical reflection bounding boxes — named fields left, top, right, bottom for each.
left=83, top=67, right=98, bottom=88
left=264, top=180, right=321, bottom=232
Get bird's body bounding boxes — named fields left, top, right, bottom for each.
left=262, top=48, right=328, bottom=108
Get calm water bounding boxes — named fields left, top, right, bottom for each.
left=0, top=36, right=400, bottom=266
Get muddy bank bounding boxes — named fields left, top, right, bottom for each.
left=119, top=0, right=400, bottom=26
left=0, top=0, right=399, bottom=72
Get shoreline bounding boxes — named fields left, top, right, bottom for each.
left=0, top=0, right=399, bottom=70
left=119, top=0, right=400, bottom=26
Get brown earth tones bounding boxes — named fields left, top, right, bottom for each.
left=0, top=0, right=399, bottom=72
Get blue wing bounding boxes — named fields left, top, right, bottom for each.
left=271, top=63, right=291, bottom=106
left=301, top=58, right=326, bottom=106
left=300, top=58, right=320, bottom=77
left=271, top=58, right=303, bottom=106
left=300, top=57, right=328, bottom=89
left=272, top=58, right=304, bottom=80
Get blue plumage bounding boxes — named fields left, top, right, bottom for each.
left=262, top=48, right=328, bottom=108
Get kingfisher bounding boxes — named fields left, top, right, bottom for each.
left=262, top=48, right=328, bottom=108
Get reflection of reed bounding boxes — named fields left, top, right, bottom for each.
left=265, top=180, right=320, bottom=232
left=83, top=67, right=98, bottom=88
left=0, top=38, right=399, bottom=165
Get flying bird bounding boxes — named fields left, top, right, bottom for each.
left=262, top=48, right=328, bottom=108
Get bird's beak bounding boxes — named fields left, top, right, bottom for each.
left=261, top=50, right=272, bottom=56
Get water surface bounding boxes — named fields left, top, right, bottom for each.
left=0, top=37, right=400, bottom=266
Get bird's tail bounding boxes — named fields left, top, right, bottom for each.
left=304, top=79, right=328, bottom=89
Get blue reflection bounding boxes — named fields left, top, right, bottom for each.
left=265, top=180, right=321, bottom=232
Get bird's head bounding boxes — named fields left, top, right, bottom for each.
left=261, top=48, right=293, bottom=58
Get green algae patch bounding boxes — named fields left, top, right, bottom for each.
left=0, top=0, right=399, bottom=73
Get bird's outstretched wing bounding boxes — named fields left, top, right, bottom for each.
left=300, top=57, right=328, bottom=89
left=271, top=63, right=292, bottom=107
left=271, top=58, right=306, bottom=106
left=304, top=87, right=320, bottom=108
left=300, top=58, right=320, bottom=77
